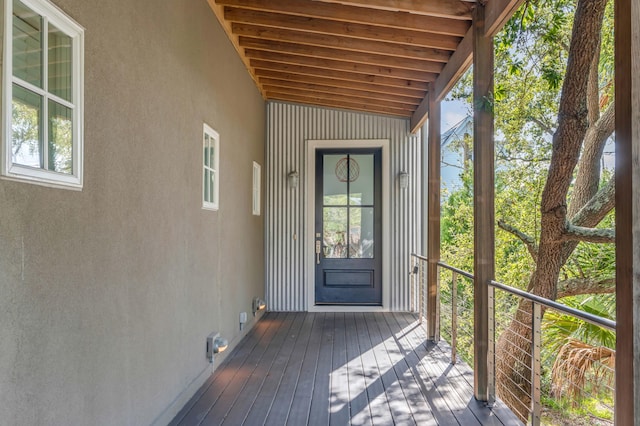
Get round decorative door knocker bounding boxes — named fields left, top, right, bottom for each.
left=335, top=157, right=360, bottom=182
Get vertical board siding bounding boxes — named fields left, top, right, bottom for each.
left=266, top=102, right=422, bottom=311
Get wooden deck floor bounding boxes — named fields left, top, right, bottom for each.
left=170, top=312, right=522, bottom=426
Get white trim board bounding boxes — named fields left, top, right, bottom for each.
left=305, top=139, right=391, bottom=312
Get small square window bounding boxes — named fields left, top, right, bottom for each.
left=2, top=0, right=84, bottom=189
left=203, top=124, right=219, bottom=210
left=252, top=161, right=261, bottom=216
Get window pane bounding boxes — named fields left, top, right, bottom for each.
left=323, top=154, right=348, bottom=205
left=209, top=145, right=216, bottom=172
left=349, top=207, right=374, bottom=258
left=13, top=0, right=42, bottom=87
left=48, top=24, right=72, bottom=102
left=323, top=207, right=347, bottom=259
left=204, top=145, right=210, bottom=167
left=349, top=154, right=374, bottom=206
left=204, top=169, right=210, bottom=202
left=12, top=84, right=42, bottom=168
left=210, top=170, right=216, bottom=204
left=48, top=100, right=73, bottom=174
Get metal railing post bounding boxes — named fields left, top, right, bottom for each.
left=451, top=271, right=458, bottom=364
left=488, top=284, right=495, bottom=406
left=531, top=302, right=542, bottom=426
left=411, top=257, right=416, bottom=313
left=435, top=265, right=440, bottom=343
left=419, top=260, right=425, bottom=324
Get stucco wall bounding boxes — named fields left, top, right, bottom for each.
left=0, top=1, right=265, bottom=425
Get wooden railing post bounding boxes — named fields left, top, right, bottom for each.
left=615, top=0, right=640, bottom=423
left=427, top=84, right=441, bottom=342
left=472, top=2, right=495, bottom=402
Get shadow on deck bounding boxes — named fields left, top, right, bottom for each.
left=170, top=312, right=522, bottom=425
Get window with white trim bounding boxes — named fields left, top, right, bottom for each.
left=2, top=0, right=84, bottom=189
left=252, top=161, right=261, bottom=216
left=203, top=124, right=219, bottom=210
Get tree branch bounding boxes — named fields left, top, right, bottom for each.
left=587, top=43, right=601, bottom=126
left=441, top=160, right=463, bottom=169
left=570, top=176, right=615, bottom=227
left=528, top=115, right=556, bottom=136
left=498, top=219, right=538, bottom=261
left=561, top=223, right=615, bottom=243
left=557, top=277, right=615, bottom=299
left=568, top=102, right=615, bottom=217
left=497, top=153, right=550, bottom=163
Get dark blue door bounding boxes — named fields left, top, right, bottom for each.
left=315, top=149, right=382, bottom=305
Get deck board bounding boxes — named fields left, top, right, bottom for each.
left=307, top=312, right=334, bottom=426
left=344, top=312, right=373, bottom=426
left=329, top=312, right=350, bottom=426
left=242, top=312, right=305, bottom=425
left=171, top=312, right=523, bottom=426
left=372, top=313, right=438, bottom=425
left=286, top=312, right=325, bottom=425
left=393, top=312, right=482, bottom=425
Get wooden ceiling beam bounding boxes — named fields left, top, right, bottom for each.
left=215, top=0, right=470, bottom=36
left=225, top=7, right=461, bottom=50
left=485, top=0, right=526, bottom=36
left=233, top=24, right=452, bottom=62
left=254, top=69, right=428, bottom=97
left=266, top=92, right=414, bottom=117
left=239, top=39, right=445, bottom=73
left=258, top=77, right=424, bottom=104
left=245, top=50, right=439, bottom=81
left=251, top=60, right=432, bottom=90
left=262, top=84, right=418, bottom=110
left=311, top=0, right=472, bottom=20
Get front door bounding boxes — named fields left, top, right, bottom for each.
left=315, top=149, right=382, bottom=305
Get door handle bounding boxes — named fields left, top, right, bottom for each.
left=315, top=241, right=321, bottom=264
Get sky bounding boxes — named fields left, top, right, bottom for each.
left=442, top=98, right=471, bottom=131
left=440, top=98, right=471, bottom=192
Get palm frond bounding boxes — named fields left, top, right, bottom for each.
left=551, top=338, right=615, bottom=403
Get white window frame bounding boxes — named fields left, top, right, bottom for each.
left=2, top=0, right=85, bottom=189
left=202, top=124, right=219, bottom=211
left=252, top=161, right=261, bottom=216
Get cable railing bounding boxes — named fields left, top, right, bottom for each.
left=410, top=254, right=616, bottom=425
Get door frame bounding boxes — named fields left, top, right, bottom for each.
left=306, top=139, right=390, bottom=312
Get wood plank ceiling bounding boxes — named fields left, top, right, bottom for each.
left=206, top=0, right=519, bottom=131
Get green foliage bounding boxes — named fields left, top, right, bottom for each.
left=441, top=167, right=474, bottom=272
left=543, top=295, right=616, bottom=353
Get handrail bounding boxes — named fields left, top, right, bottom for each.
left=410, top=254, right=475, bottom=280
left=489, top=280, right=616, bottom=331
left=411, top=253, right=428, bottom=262
left=409, top=254, right=616, bottom=331
left=437, top=261, right=474, bottom=280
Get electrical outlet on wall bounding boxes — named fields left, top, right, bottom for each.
left=239, top=312, right=247, bottom=330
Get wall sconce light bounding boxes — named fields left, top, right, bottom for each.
left=399, top=171, right=409, bottom=189
left=206, top=332, right=229, bottom=363
left=253, top=297, right=267, bottom=316
left=288, top=171, right=299, bottom=188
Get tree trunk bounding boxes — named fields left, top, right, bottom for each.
left=495, top=0, right=609, bottom=421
